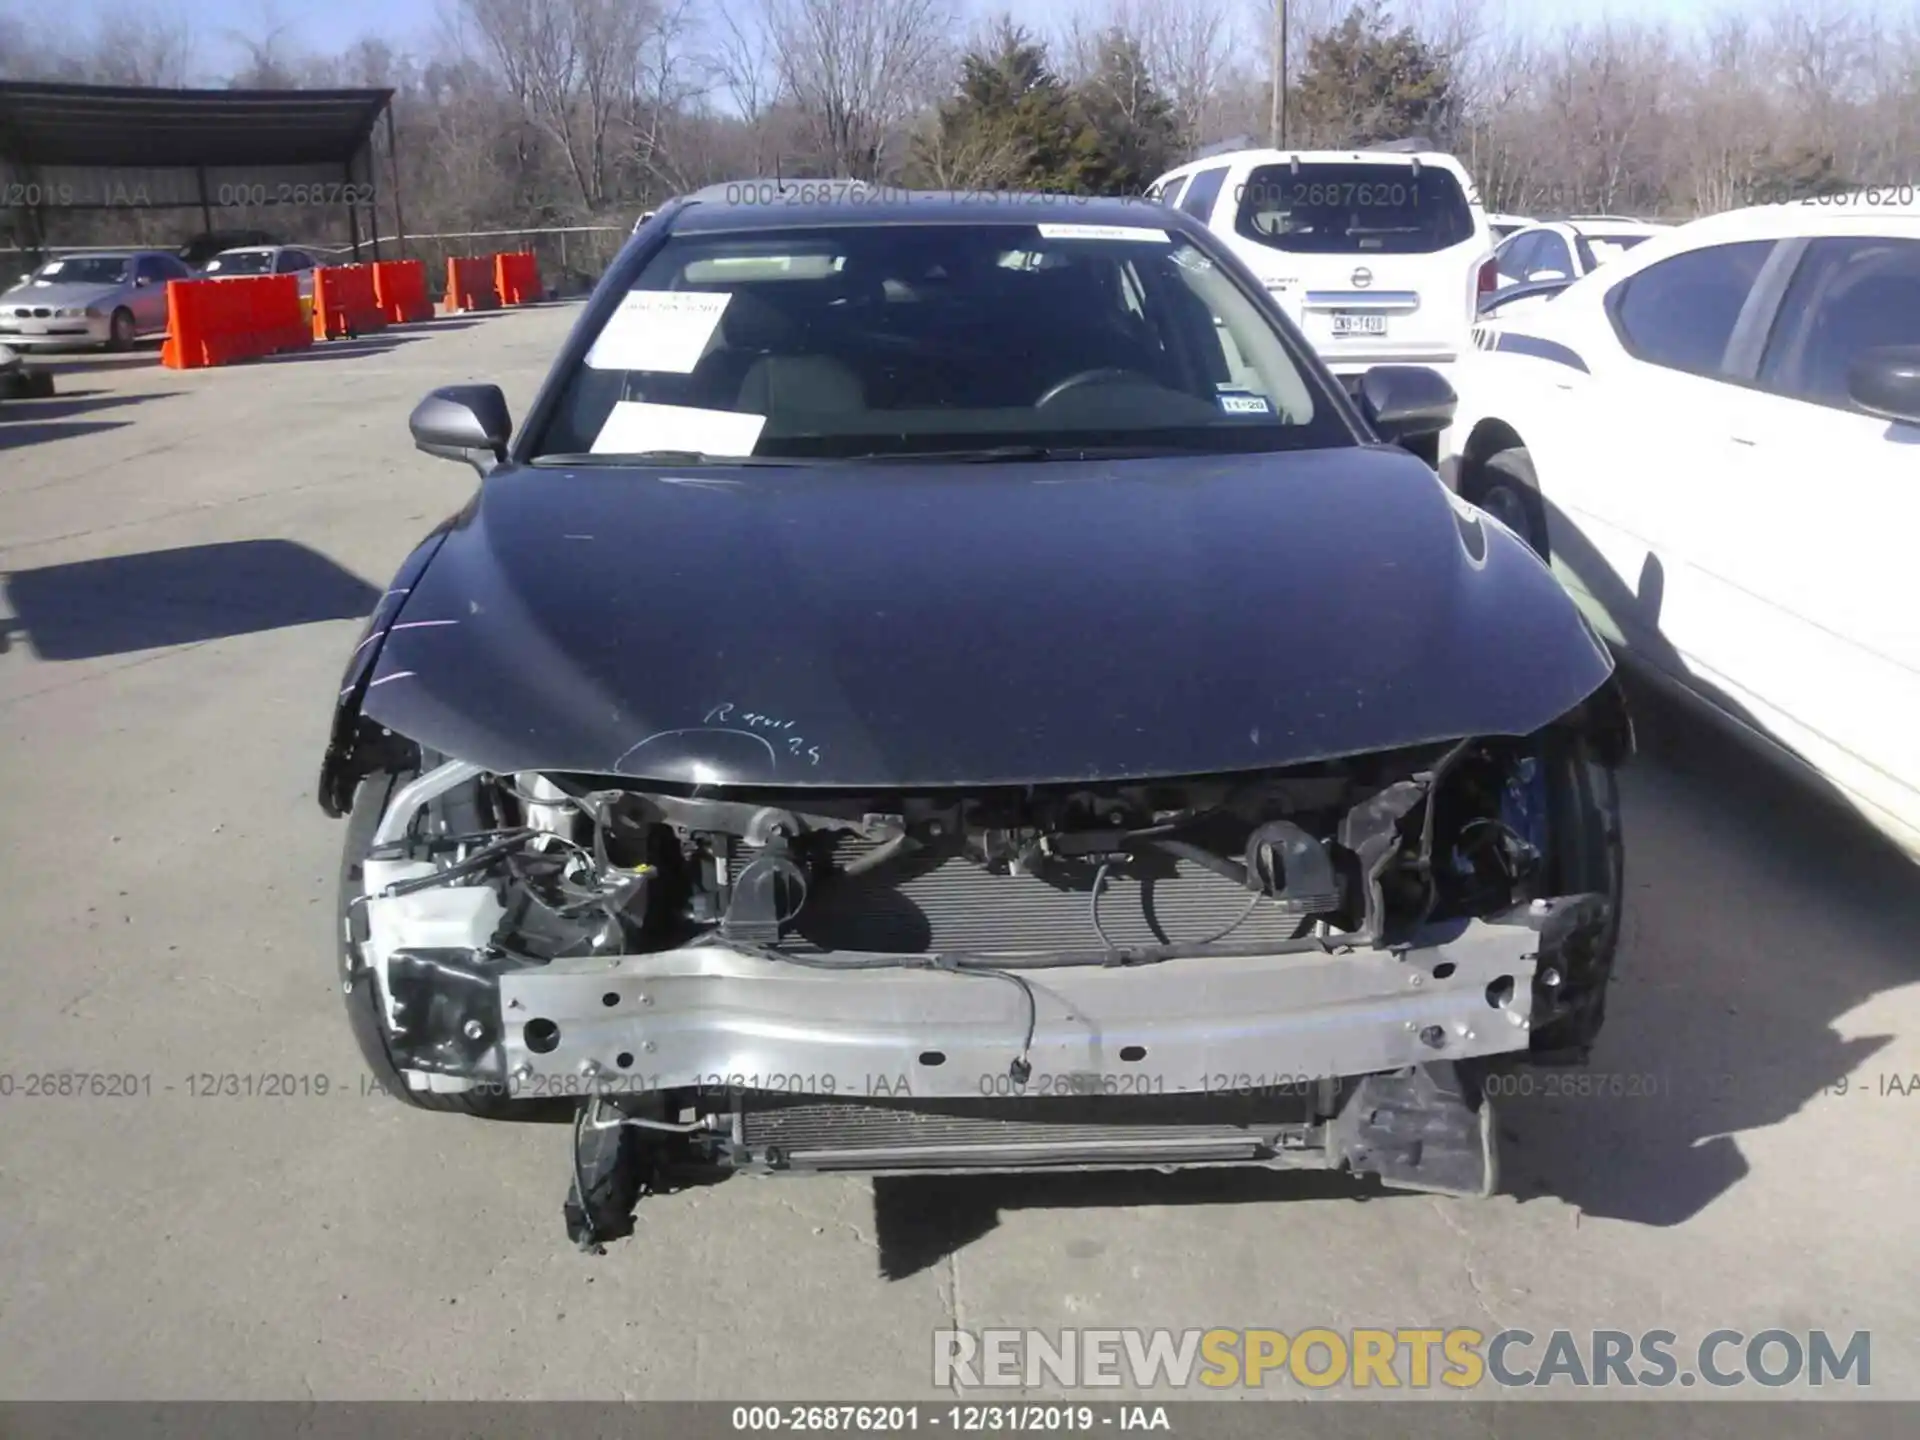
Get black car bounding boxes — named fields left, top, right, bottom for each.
left=320, top=192, right=1630, bottom=1248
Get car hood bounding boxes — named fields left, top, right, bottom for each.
left=1, top=280, right=124, bottom=308
left=360, top=447, right=1613, bottom=788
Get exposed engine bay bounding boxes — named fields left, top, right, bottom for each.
left=379, top=737, right=1571, bottom=964
left=341, top=711, right=1624, bottom=1249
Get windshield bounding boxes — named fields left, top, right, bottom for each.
left=204, top=251, right=274, bottom=275
left=532, top=222, right=1346, bottom=462
left=30, top=256, right=130, bottom=285
left=1233, top=163, right=1475, bottom=254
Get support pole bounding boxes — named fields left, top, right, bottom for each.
left=195, top=165, right=214, bottom=240
left=384, top=102, right=408, bottom=262
left=1268, top=1, right=1293, bottom=149
left=346, top=158, right=362, bottom=262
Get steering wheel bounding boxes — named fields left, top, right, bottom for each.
left=1035, top=367, right=1146, bottom=408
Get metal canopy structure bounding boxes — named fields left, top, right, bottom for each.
left=0, top=81, right=403, bottom=260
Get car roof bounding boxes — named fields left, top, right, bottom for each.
left=1655, top=194, right=1920, bottom=248
left=1157, top=147, right=1475, bottom=182
left=213, top=245, right=284, bottom=255
left=668, top=190, right=1186, bottom=234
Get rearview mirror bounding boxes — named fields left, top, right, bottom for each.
left=1357, top=365, right=1457, bottom=442
left=1849, top=346, right=1920, bottom=426
left=409, top=384, right=512, bottom=475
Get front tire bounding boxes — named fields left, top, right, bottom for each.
left=1474, top=447, right=1549, bottom=557
left=108, top=308, right=136, bottom=351
left=336, top=765, right=521, bottom=1116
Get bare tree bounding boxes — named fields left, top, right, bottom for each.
left=461, top=0, right=667, bottom=212
left=85, top=6, right=197, bottom=87
left=626, top=0, right=708, bottom=196
left=758, top=0, right=958, bottom=177
left=225, top=3, right=310, bottom=89
left=1060, top=0, right=1239, bottom=147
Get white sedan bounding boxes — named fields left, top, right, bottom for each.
left=200, top=245, right=323, bottom=300
left=1440, top=192, right=1920, bottom=857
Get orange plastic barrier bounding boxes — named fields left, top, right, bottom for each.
left=494, top=250, right=544, bottom=306
left=312, top=264, right=390, bottom=340
left=372, top=259, right=435, bottom=324
left=160, top=275, right=311, bottom=369
left=444, top=257, right=501, bottom=312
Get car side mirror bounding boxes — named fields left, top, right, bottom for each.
left=134, top=275, right=153, bottom=287
left=1358, top=364, right=1457, bottom=442
left=409, top=384, right=512, bottom=475
left=1849, top=346, right=1920, bottom=426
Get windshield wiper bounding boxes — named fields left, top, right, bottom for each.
left=532, top=450, right=806, bottom=468
left=850, top=444, right=1186, bottom=464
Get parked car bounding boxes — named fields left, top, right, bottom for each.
left=0, top=342, right=55, bottom=398
left=178, top=229, right=282, bottom=270
left=1441, top=193, right=1920, bottom=857
left=202, top=245, right=323, bottom=300
left=0, top=250, right=193, bottom=349
left=1486, top=216, right=1671, bottom=322
left=320, top=190, right=1629, bottom=1246
left=1146, top=143, right=1499, bottom=410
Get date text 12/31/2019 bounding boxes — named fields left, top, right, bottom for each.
left=730, top=1405, right=1171, bottom=1432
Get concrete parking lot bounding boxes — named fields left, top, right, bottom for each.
left=2, top=308, right=1917, bottom=1403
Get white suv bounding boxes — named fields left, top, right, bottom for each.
left=1148, top=146, right=1497, bottom=386
left=1441, top=193, right=1920, bottom=856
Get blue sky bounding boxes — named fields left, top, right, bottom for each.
left=13, top=0, right=1734, bottom=81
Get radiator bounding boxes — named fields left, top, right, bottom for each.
left=731, top=837, right=1317, bottom=953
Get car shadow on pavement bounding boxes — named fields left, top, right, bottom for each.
left=0, top=390, right=181, bottom=429
left=261, top=335, right=426, bottom=364
left=870, top=1169, right=1399, bottom=1281
left=403, top=316, right=487, bottom=331
left=33, top=342, right=164, bottom=376
left=1497, top=672, right=1915, bottom=1227
left=2, top=538, right=380, bottom=660
left=1492, top=499, right=1918, bottom=1227
left=0, top=419, right=134, bottom=451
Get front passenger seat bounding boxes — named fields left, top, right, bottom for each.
left=736, top=353, right=865, bottom=419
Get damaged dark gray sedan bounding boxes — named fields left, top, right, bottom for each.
left=319, top=192, right=1630, bottom=1248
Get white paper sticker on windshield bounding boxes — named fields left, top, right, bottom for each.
left=39, top=261, right=63, bottom=275
left=1036, top=223, right=1170, bottom=242
left=584, top=290, right=732, bottom=373
left=589, top=401, right=766, bottom=458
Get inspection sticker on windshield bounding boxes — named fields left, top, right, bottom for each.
left=1217, top=390, right=1274, bottom=415
left=1036, top=223, right=1169, bottom=242
left=584, top=290, right=731, bottom=373
left=590, top=400, right=766, bottom=457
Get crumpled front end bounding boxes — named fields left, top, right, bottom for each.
left=342, top=687, right=1626, bottom=1207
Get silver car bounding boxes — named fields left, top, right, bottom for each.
left=0, top=250, right=194, bottom=350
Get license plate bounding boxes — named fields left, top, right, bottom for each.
left=1331, top=312, right=1387, bottom=337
